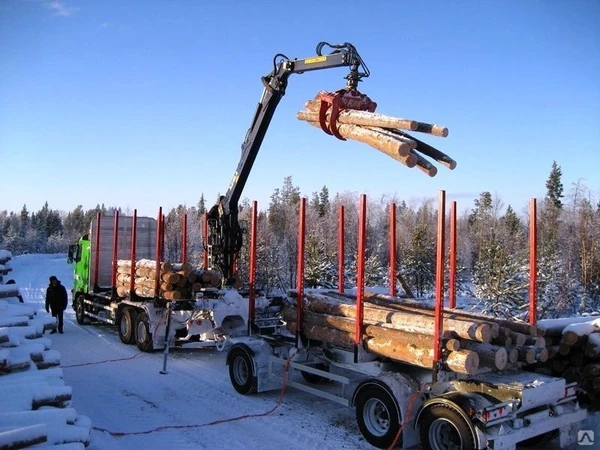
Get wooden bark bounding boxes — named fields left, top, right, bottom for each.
left=510, top=332, right=527, bottom=347
left=306, top=296, right=492, bottom=343
left=410, top=150, right=438, bottom=177
left=0, top=287, right=20, bottom=299
left=301, top=101, right=418, bottom=131
left=301, top=119, right=418, bottom=168
left=459, top=341, right=508, bottom=370
left=390, top=129, right=455, bottom=167
left=517, top=347, right=537, bottom=365
left=508, top=347, right=519, bottom=364
left=356, top=292, right=502, bottom=337
left=283, top=306, right=460, bottom=352
left=492, top=335, right=512, bottom=347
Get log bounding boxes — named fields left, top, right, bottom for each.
left=0, top=424, right=47, bottom=448
left=301, top=119, right=418, bottom=167
left=286, top=321, right=354, bottom=349
left=363, top=337, right=478, bottom=375
left=492, top=335, right=512, bottom=347
left=410, top=150, right=438, bottom=177
left=306, top=296, right=492, bottom=343
left=560, top=331, right=580, bottom=346
left=391, top=129, right=455, bottom=167
left=583, top=363, right=600, bottom=379
left=283, top=307, right=460, bottom=352
left=517, top=347, right=537, bottom=365
left=535, top=347, right=549, bottom=363
left=507, top=347, right=519, bottom=364
left=135, top=259, right=173, bottom=271
left=0, top=287, right=20, bottom=299
left=301, top=100, right=418, bottom=131
left=459, top=341, right=508, bottom=370
left=558, top=343, right=571, bottom=356
left=365, top=127, right=418, bottom=149
left=510, top=332, right=527, bottom=347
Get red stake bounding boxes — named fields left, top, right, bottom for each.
left=296, top=198, right=307, bottom=344
left=433, top=190, right=446, bottom=380
left=529, top=198, right=538, bottom=326
left=449, top=201, right=457, bottom=309
left=249, top=201, right=258, bottom=332
left=154, top=207, right=162, bottom=298
left=111, top=210, right=120, bottom=298
left=389, top=202, right=397, bottom=296
left=182, top=213, right=188, bottom=265
left=338, top=205, right=345, bottom=294
left=93, top=212, right=101, bottom=291
left=161, top=214, right=166, bottom=262
left=202, top=212, right=208, bottom=269
left=356, top=195, right=366, bottom=351
left=129, top=210, right=138, bottom=297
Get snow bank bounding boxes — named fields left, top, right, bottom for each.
left=0, top=261, right=91, bottom=449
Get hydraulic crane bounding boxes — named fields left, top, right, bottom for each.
left=205, top=41, right=376, bottom=285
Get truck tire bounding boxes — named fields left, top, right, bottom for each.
left=419, top=404, right=476, bottom=450
left=135, top=312, right=154, bottom=352
left=355, top=385, right=401, bottom=449
left=228, top=348, right=257, bottom=395
left=117, top=307, right=138, bottom=345
left=75, top=295, right=87, bottom=325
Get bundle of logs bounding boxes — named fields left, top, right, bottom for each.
left=284, top=291, right=546, bottom=376
left=524, top=317, right=600, bottom=411
left=296, top=93, right=456, bottom=177
left=115, top=259, right=222, bottom=300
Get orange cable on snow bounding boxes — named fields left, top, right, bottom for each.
left=92, top=349, right=299, bottom=437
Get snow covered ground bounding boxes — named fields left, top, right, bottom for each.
left=8, top=254, right=372, bottom=450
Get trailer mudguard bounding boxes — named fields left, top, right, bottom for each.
left=351, top=372, right=422, bottom=449
left=226, top=338, right=281, bottom=392
left=415, top=391, right=492, bottom=450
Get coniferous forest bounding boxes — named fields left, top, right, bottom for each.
left=1, top=161, right=598, bottom=320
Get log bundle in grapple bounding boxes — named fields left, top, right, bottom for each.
left=115, top=259, right=222, bottom=300
left=297, top=96, right=456, bottom=177
left=284, top=291, right=547, bottom=376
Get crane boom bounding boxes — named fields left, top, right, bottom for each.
left=206, top=42, right=371, bottom=286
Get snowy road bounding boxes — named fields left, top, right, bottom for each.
left=10, top=254, right=373, bottom=450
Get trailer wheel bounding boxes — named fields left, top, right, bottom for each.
left=117, top=307, right=138, bottom=345
left=75, top=295, right=87, bottom=325
left=355, top=385, right=400, bottom=449
left=419, top=404, right=475, bottom=450
left=228, top=348, right=257, bottom=395
left=135, top=312, right=154, bottom=352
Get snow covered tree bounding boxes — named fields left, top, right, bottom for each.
left=472, top=237, right=528, bottom=318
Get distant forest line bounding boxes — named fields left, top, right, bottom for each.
left=1, top=162, right=598, bottom=320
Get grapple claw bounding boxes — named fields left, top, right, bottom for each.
left=317, top=88, right=377, bottom=140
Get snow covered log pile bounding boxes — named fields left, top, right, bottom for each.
left=0, top=288, right=91, bottom=448
left=284, top=291, right=546, bottom=376
left=0, top=249, right=13, bottom=283
left=526, top=316, right=600, bottom=411
left=296, top=95, right=456, bottom=177
left=115, top=259, right=222, bottom=300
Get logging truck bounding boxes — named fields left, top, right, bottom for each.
left=67, top=215, right=279, bottom=352
left=212, top=41, right=587, bottom=449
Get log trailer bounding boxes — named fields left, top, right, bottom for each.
left=207, top=42, right=587, bottom=449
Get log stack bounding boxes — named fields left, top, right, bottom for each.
left=115, top=259, right=223, bottom=300
left=296, top=96, right=456, bottom=177
left=525, top=317, right=600, bottom=411
left=1, top=284, right=92, bottom=448
left=284, top=291, right=546, bottom=376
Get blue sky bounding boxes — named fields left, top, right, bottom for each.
left=1, top=0, right=598, bottom=218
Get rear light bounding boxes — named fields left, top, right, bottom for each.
left=564, top=383, right=577, bottom=399
left=481, top=404, right=510, bottom=422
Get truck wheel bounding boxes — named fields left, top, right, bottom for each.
left=228, top=348, right=257, bottom=395
left=300, top=364, right=328, bottom=384
left=419, top=404, right=476, bottom=450
left=75, top=295, right=87, bottom=325
left=118, top=307, right=138, bottom=345
left=355, top=385, right=401, bottom=449
left=135, top=312, right=154, bottom=352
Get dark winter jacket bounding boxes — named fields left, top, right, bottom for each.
left=46, top=281, right=68, bottom=314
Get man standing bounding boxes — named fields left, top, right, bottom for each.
left=46, top=276, right=68, bottom=334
